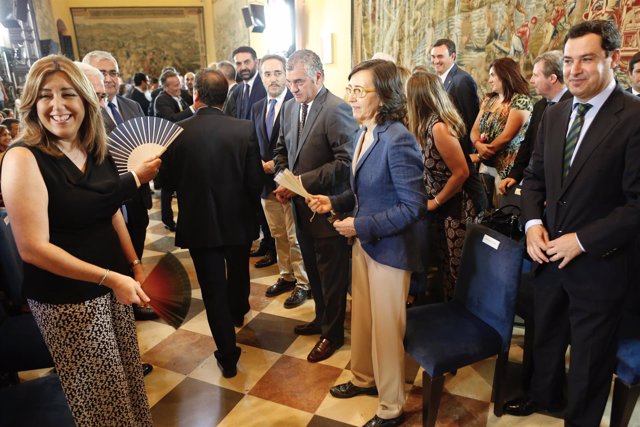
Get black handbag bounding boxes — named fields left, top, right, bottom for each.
left=481, top=204, right=524, bottom=241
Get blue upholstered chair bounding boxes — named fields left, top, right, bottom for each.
left=405, top=224, right=523, bottom=427
left=610, top=311, right=640, bottom=427
left=0, top=222, right=71, bottom=426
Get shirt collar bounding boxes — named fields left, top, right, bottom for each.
left=571, top=79, right=616, bottom=111
left=439, top=63, right=455, bottom=82
left=268, top=89, right=287, bottom=104
left=548, top=87, right=568, bottom=103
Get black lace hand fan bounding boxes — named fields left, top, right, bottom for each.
left=142, top=252, right=192, bottom=329
left=108, top=116, right=183, bottom=174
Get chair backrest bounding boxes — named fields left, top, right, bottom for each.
left=453, top=224, right=523, bottom=352
left=0, top=221, right=24, bottom=306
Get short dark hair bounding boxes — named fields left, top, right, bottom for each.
left=232, top=46, right=257, bottom=60
left=260, top=54, right=286, bottom=71
left=629, top=52, right=640, bottom=74
left=348, top=59, right=406, bottom=125
left=1, top=118, right=18, bottom=128
left=433, top=38, right=456, bottom=55
left=194, top=69, right=228, bottom=107
left=160, top=70, right=178, bottom=87
left=565, top=20, right=621, bottom=55
left=133, top=72, right=147, bottom=86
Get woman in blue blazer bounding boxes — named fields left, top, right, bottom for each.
left=308, top=59, right=427, bottom=427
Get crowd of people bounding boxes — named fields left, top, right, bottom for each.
left=0, top=18, right=639, bottom=427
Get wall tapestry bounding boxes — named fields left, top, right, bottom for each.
left=354, top=0, right=639, bottom=93
left=71, top=7, right=206, bottom=79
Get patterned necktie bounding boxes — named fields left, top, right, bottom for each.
left=298, top=103, right=308, bottom=144
left=563, top=103, right=592, bottom=179
left=266, top=98, right=277, bottom=140
left=108, top=101, right=124, bottom=125
left=241, top=83, right=250, bottom=118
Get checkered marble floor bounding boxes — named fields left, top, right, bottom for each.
left=20, top=194, right=639, bottom=426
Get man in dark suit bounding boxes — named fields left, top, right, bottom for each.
left=250, top=54, right=309, bottom=309
left=162, top=69, right=263, bottom=378
left=499, top=50, right=571, bottom=194
left=181, top=72, right=195, bottom=106
left=273, top=49, right=357, bottom=363
left=507, top=21, right=640, bottom=426
left=430, top=38, right=479, bottom=156
left=217, top=60, right=238, bottom=114
left=627, top=51, right=640, bottom=95
left=224, top=46, right=275, bottom=268
left=154, top=69, right=201, bottom=231
left=80, top=53, right=160, bottom=327
left=224, top=46, right=267, bottom=120
left=127, top=72, right=151, bottom=116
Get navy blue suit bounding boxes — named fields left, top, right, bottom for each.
left=226, top=74, right=267, bottom=120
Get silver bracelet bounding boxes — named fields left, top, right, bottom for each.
left=129, top=259, right=142, bottom=270
left=98, top=269, right=110, bottom=286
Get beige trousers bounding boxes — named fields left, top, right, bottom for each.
left=262, top=194, right=309, bottom=289
left=350, top=239, right=410, bottom=419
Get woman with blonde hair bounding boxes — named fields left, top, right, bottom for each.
left=1, top=55, right=152, bottom=427
left=407, top=70, right=479, bottom=299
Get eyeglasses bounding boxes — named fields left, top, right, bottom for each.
left=95, top=92, right=107, bottom=101
left=345, top=86, right=376, bottom=98
left=99, top=70, right=120, bottom=78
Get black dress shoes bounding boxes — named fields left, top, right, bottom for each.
left=363, top=414, right=405, bottom=427
left=294, top=322, right=322, bottom=335
left=255, top=253, right=277, bottom=268
left=133, top=305, right=159, bottom=321
left=163, top=222, right=177, bottom=232
left=503, top=397, right=562, bottom=416
left=142, top=363, right=153, bottom=377
left=307, top=338, right=342, bottom=363
left=284, top=288, right=309, bottom=309
left=215, top=347, right=241, bottom=378
left=265, top=278, right=296, bottom=297
left=249, top=245, right=268, bottom=257
left=330, top=381, right=378, bottom=398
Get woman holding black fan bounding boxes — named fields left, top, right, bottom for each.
left=1, top=55, right=152, bottom=427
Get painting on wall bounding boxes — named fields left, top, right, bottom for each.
left=213, top=0, right=250, bottom=61
left=71, top=7, right=206, bottom=79
left=354, top=0, right=639, bottom=94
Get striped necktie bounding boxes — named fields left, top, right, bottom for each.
left=266, top=99, right=277, bottom=140
left=563, top=103, right=592, bottom=179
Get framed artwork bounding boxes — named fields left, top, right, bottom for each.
left=71, top=7, right=206, bottom=79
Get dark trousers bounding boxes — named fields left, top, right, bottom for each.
left=296, top=229, right=350, bottom=346
left=529, top=265, right=624, bottom=427
left=160, top=189, right=174, bottom=226
left=189, top=248, right=239, bottom=362
left=224, top=243, right=252, bottom=320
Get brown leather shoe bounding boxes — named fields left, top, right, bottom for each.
left=307, top=338, right=341, bottom=363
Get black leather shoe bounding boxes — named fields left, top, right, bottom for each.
left=216, top=360, right=237, bottom=378
left=163, top=222, right=177, bottom=232
left=503, top=397, right=562, bottom=416
left=255, top=253, right=277, bottom=268
left=363, top=414, right=405, bottom=427
left=284, top=288, right=309, bottom=309
left=307, top=338, right=342, bottom=363
left=294, top=322, right=322, bottom=335
left=330, top=381, right=378, bottom=398
left=142, top=363, right=153, bottom=377
left=249, top=245, right=267, bottom=257
left=265, top=278, right=296, bottom=297
left=133, top=305, right=159, bottom=321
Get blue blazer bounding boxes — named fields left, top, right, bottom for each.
left=332, top=121, right=427, bottom=272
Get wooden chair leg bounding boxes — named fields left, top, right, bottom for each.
left=422, top=372, right=444, bottom=427
left=492, top=351, right=509, bottom=416
left=610, top=378, right=640, bottom=427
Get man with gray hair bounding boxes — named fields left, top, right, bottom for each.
left=80, top=53, right=161, bottom=325
left=499, top=50, right=571, bottom=194
left=217, top=60, right=238, bottom=113
left=273, top=49, right=357, bottom=363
